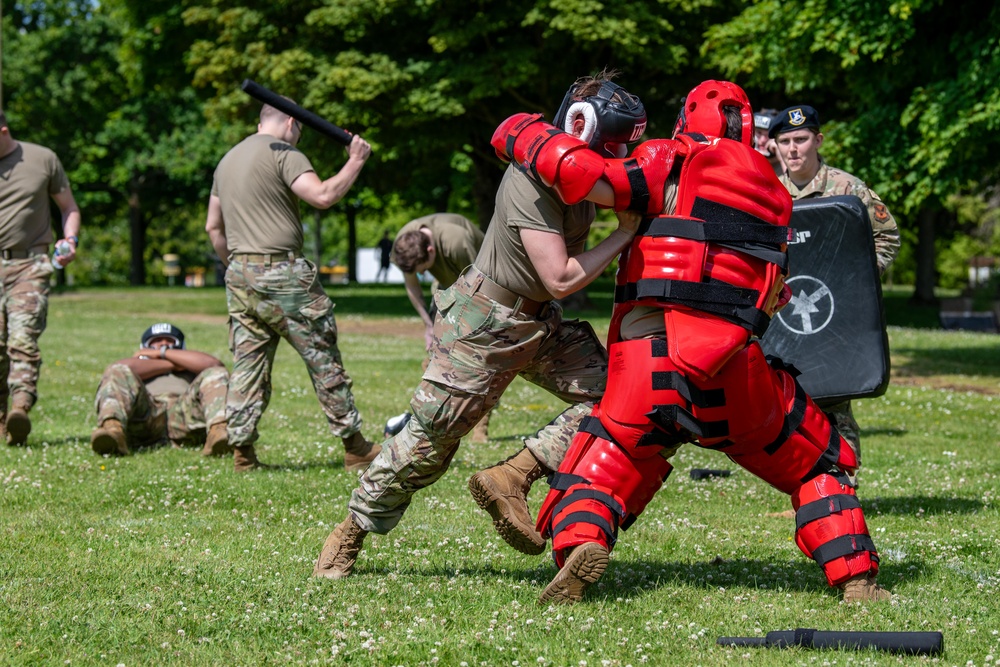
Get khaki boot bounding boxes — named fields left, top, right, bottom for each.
left=234, top=445, right=268, bottom=472
left=468, top=447, right=548, bottom=555
left=538, top=542, right=609, bottom=605
left=91, top=419, right=129, bottom=456
left=7, top=404, right=32, bottom=446
left=469, top=411, right=490, bottom=444
left=840, top=574, right=892, bottom=603
left=202, top=422, right=232, bottom=457
left=313, top=515, right=368, bottom=579
left=343, top=431, right=382, bottom=472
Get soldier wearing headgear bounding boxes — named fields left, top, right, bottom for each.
left=770, top=104, right=900, bottom=464
left=314, top=70, right=649, bottom=580
left=472, top=80, right=892, bottom=606
left=91, top=323, right=231, bottom=457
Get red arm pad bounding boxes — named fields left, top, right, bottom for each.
left=491, top=113, right=605, bottom=205
left=601, top=139, right=680, bottom=214
left=491, top=113, right=545, bottom=162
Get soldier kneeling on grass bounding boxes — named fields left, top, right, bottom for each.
left=91, top=323, right=231, bottom=457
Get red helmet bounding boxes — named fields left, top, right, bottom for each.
left=672, top=80, right=754, bottom=146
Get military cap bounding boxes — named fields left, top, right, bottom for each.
left=769, top=105, right=821, bottom=138
left=141, top=322, right=186, bottom=349
left=754, top=109, right=777, bottom=131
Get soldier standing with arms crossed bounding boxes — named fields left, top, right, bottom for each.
left=205, top=101, right=380, bottom=472
left=770, top=105, right=900, bottom=465
left=0, top=109, right=81, bottom=446
left=313, top=72, right=648, bottom=579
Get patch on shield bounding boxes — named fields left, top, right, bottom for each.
left=788, top=108, right=806, bottom=126
left=774, top=275, right=835, bottom=335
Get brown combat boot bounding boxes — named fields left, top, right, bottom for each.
left=342, top=431, right=382, bottom=472
left=7, top=404, right=32, bottom=446
left=469, top=411, right=490, bottom=444
left=233, top=445, right=269, bottom=472
left=313, top=514, right=368, bottom=579
left=91, top=419, right=129, bottom=456
left=840, top=573, right=892, bottom=603
left=468, top=447, right=548, bottom=555
left=202, top=422, right=232, bottom=457
left=538, top=542, right=609, bottom=605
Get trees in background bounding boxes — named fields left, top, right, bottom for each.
left=3, top=0, right=998, bottom=297
left=703, top=0, right=1000, bottom=302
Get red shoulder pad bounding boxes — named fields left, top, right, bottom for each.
left=491, top=113, right=604, bottom=205
left=602, top=139, right=683, bottom=214
left=491, top=113, right=546, bottom=162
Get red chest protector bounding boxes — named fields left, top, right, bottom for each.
left=610, top=135, right=793, bottom=380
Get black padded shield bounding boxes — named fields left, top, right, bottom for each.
left=760, top=196, right=889, bottom=407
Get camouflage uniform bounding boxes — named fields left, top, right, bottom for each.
left=0, top=253, right=54, bottom=414
left=350, top=268, right=607, bottom=533
left=780, top=157, right=900, bottom=462
left=95, top=362, right=229, bottom=448
left=225, top=254, right=362, bottom=448
left=779, top=157, right=900, bottom=275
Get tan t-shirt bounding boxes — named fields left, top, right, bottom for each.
left=145, top=371, right=194, bottom=397
left=0, top=141, right=69, bottom=249
left=475, top=167, right=595, bottom=302
left=211, top=133, right=314, bottom=254
left=396, top=213, right=483, bottom=288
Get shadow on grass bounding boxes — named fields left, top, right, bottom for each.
left=891, top=343, right=1000, bottom=379
left=586, top=555, right=925, bottom=602
left=864, top=495, right=983, bottom=516
left=357, top=555, right=925, bottom=602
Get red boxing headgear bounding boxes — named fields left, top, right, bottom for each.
left=672, top=80, right=754, bottom=146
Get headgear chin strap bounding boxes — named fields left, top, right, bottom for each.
left=554, top=81, right=647, bottom=158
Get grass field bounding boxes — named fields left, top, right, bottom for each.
left=1, top=282, right=998, bottom=666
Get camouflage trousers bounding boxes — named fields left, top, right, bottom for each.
left=825, top=399, right=862, bottom=467
left=95, top=363, right=229, bottom=448
left=0, top=254, right=54, bottom=414
left=225, top=255, right=362, bottom=448
left=351, top=269, right=607, bottom=534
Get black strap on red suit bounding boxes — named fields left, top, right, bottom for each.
left=795, top=494, right=863, bottom=531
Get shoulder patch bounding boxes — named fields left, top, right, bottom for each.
left=873, top=202, right=890, bottom=223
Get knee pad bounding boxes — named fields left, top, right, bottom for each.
left=793, top=473, right=879, bottom=587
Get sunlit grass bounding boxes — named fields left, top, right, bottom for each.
left=1, top=286, right=998, bottom=665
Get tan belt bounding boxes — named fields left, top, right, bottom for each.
left=465, top=267, right=551, bottom=318
left=230, top=252, right=301, bottom=264
left=1, top=244, right=49, bottom=260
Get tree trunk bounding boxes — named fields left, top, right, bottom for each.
left=471, top=150, right=503, bottom=232
left=128, top=181, right=146, bottom=286
left=346, top=202, right=358, bottom=283
left=911, top=204, right=938, bottom=305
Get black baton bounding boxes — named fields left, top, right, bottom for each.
left=240, top=79, right=354, bottom=146
left=717, top=629, right=943, bottom=655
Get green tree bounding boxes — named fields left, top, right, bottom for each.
left=183, top=0, right=743, bottom=231
left=703, top=0, right=1000, bottom=303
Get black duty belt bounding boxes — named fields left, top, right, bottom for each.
left=466, top=267, right=550, bottom=318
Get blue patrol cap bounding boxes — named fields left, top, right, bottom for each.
left=769, top=105, right=821, bottom=138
